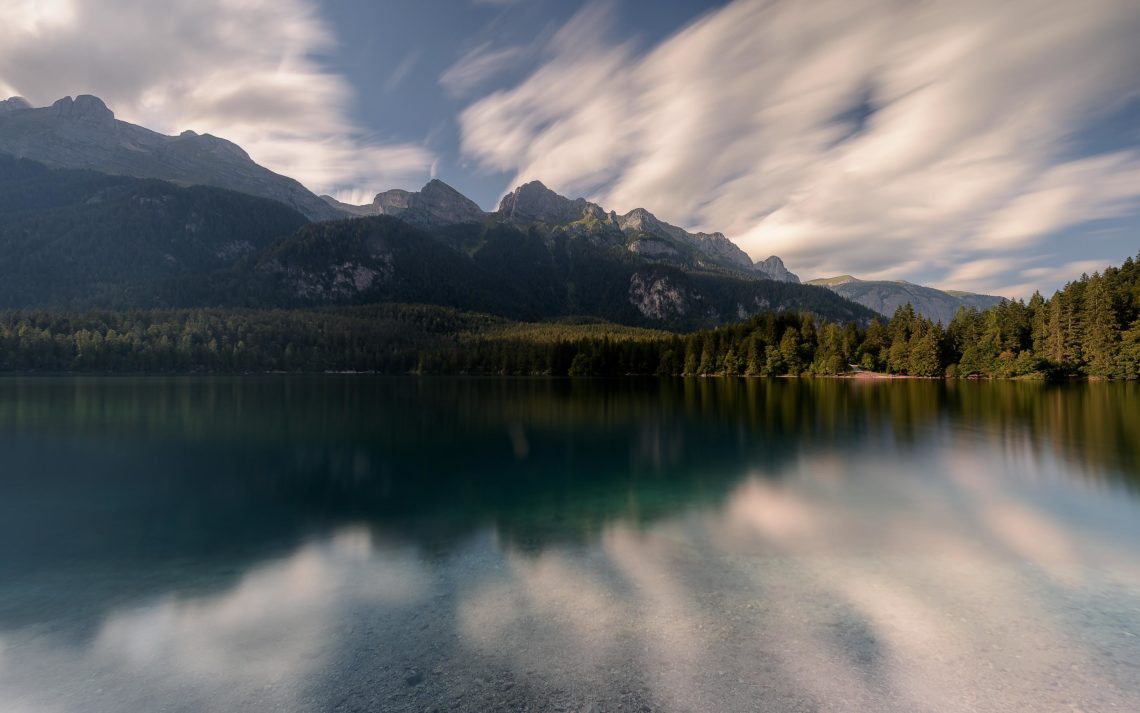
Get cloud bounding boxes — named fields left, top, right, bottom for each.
left=977, top=152, right=1140, bottom=248
left=457, top=0, right=1140, bottom=295
left=440, top=42, right=527, bottom=97
left=383, top=49, right=422, bottom=95
left=0, top=0, right=434, bottom=196
left=986, top=259, right=1118, bottom=300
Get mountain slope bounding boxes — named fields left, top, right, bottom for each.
left=0, top=155, right=871, bottom=327
left=0, top=95, right=342, bottom=221
left=497, top=181, right=800, bottom=282
left=330, top=178, right=801, bottom=283
left=249, top=215, right=873, bottom=330
left=0, top=154, right=308, bottom=307
left=806, top=275, right=1005, bottom=323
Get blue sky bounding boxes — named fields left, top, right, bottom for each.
left=1, top=0, right=1139, bottom=297
left=315, top=0, right=726, bottom=208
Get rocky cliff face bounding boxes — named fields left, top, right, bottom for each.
left=616, top=207, right=755, bottom=272
left=754, top=256, right=800, bottom=283
left=492, top=181, right=799, bottom=282
left=497, top=180, right=610, bottom=226
left=373, top=188, right=415, bottom=215
left=806, top=276, right=1004, bottom=323
left=0, top=95, right=341, bottom=221
left=50, top=95, right=114, bottom=123
left=335, top=178, right=802, bottom=284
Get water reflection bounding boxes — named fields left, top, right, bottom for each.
left=0, top=377, right=1138, bottom=711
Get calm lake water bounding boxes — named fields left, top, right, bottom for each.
left=0, top=377, right=1138, bottom=713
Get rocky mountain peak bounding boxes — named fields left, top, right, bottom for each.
left=495, top=184, right=799, bottom=280
left=498, top=180, right=594, bottom=224
left=755, top=255, right=800, bottom=283
left=373, top=188, right=412, bottom=214
left=50, top=95, right=114, bottom=122
left=420, top=178, right=474, bottom=206
left=422, top=178, right=454, bottom=191
left=0, top=97, right=32, bottom=115
left=412, top=178, right=484, bottom=224
left=618, top=207, right=662, bottom=232
left=617, top=206, right=757, bottom=272
left=323, top=178, right=486, bottom=226
left=0, top=95, right=341, bottom=221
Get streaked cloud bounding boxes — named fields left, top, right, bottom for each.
left=0, top=0, right=435, bottom=197
left=440, top=42, right=527, bottom=97
left=383, top=49, right=422, bottom=95
left=987, top=259, right=1118, bottom=301
left=457, top=0, right=1140, bottom=296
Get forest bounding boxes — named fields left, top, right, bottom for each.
left=0, top=254, right=1136, bottom=378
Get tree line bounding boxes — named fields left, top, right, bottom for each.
left=429, top=253, right=1139, bottom=379
left=0, top=254, right=1136, bottom=378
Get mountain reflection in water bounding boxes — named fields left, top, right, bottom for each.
left=0, top=377, right=1137, bottom=712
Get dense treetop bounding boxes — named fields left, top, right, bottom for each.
left=0, top=252, right=1135, bottom=379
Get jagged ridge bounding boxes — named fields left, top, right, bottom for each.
left=0, top=95, right=341, bottom=221
left=333, top=178, right=799, bottom=283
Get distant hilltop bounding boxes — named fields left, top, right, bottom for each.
left=806, top=275, right=1004, bottom=323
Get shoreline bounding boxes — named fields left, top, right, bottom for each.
left=0, top=370, right=1120, bottom=381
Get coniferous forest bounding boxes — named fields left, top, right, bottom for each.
left=0, top=254, right=1136, bottom=378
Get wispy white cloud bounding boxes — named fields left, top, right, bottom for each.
left=987, top=259, right=1119, bottom=300
left=0, top=0, right=435, bottom=196
left=457, top=0, right=1140, bottom=296
left=440, top=42, right=527, bottom=98
left=383, top=49, right=422, bottom=95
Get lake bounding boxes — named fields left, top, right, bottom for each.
left=0, top=377, right=1138, bottom=712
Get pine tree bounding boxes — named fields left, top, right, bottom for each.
left=1062, top=281, right=1086, bottom=366
left=887, top=334, right=909, bottom=374
left=697, top=334, right=715, bottom=375
left=721, top=346, right=741, bottom=375
left=683, top=338, right=699, bottom=376
left=907, top=322, right=943, bottom=376
left=1083, top=273, right=1119, bottom=376
left=745, top=335, right=762, bottom=376
left=856, top=318, right=887, bottom=371
left=778, top=327, right=802, bottom=375
left=1046, top=293, right=1065, bottom=364
left=763, top=345, right=784, bottom=376
left=1028, top=291, right=1048, bottom=356
left=1117, top=319, right=1140, bottom=379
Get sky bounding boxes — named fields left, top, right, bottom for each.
left=1, top=0, right=1139, bottom=297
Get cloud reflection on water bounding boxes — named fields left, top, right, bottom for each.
left=1, top=378, right=1139, bottom=711
left=1, top=530, right=430, bottom=712
left=450, top=440, right=1140, bottom=711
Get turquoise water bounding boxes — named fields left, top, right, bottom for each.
left=0, top=377, right=1138, bottom=712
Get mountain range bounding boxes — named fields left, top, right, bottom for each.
left=806, top=275, right=1004, bottom=324
left=0, top=94, right=993, bottom=328
left=325, top=176, right=800, bottom=283
left=0, top=95, right=340, bottom=221
left=0, top=152, right=866, bottom=327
